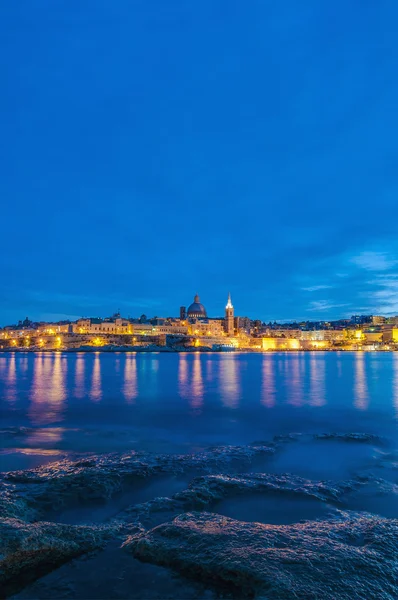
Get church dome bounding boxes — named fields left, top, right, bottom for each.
left=187, top=294, right=207, bottom=318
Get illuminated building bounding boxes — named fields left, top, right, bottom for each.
left=74, top=317, right=132, bottom=335
left=224, top=292, right=234, bottom=336
left=372, top=315, right=387, bottom=325
left=187, top=294, right=207, bottom=319
left=187, top=318, right=224, bottom=337
left=235, top=316, right=251, bottom=334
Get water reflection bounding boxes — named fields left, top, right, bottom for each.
left=309, top=355, right=326, bottom=407
left=219, top=355, right=240, bottom=408
left=28, top=354, right=66, bottom=439
left=90, top=354, right=102, bottom=402
left=354, top=353, right=369, bottom=410
left=5, top=354, right=17, bottom=403
left=177, top=354, right=204, bottom=410
left=336, top=357, right=342, bottom=378
left=287, top=356, right=304, bottom=407
left=393, top=354, right=398, bottom=418
left=2, top=352, right=398, bottom=458
left=261, top=357, right=275, bottom=407
left=191, top=354, right=203, bottom=410
left=18, top=356, right=29, bottom=375
left=123, top=355, right=138, bottom=404
left=178, top=355, right=189, bottom=400
left=74, top=356, right=85, bottom=399
left=206, top=359, right=213, bottom=382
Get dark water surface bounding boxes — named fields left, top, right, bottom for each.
left=1, top=351, right=397, bottom=469
left=1, top=352, right=398, bottom=599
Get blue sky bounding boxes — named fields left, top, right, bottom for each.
left=1, top=1, right=398, bottom=324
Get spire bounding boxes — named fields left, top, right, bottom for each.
left=226, top=292, right=233, bottom=309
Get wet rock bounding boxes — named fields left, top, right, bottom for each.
left=2, top=445, right=274, bottom=515
left=172, top=472, right=358, bottom=505
left=314, top=433, right=383, bottom=444
left=0, top=482, right=36, bottom=521
left=124, top=511, right=398, bottom=599
left=121, top=472, right=366, bottom=526
left=0, top=518, right=112, bottom=597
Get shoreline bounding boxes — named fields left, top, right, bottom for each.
left=0, top=346, right=395, bottom=353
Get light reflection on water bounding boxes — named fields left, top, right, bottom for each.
left=1, top=352, right=398, bottom=455
left=123, top=355, right=137, bottom=404
left=393, top=353, right=398, bottom=418
left=178, top=354, right=204, bottom=411
left=354, top=353, right=369, bottom=411
left=90, top=353, right=102, bottom=402
left=261, top=357, right=275, bottom=407
left=287, top=355, right=304, bottom=407
left=178, top=354, right=189, bottom=400
left=309, top=355, right=326, bottom=407
left=74, top=355, right=85, bottom=399
left=29, top=353, right=66, bottom=426
left=219, top=355, right=240, bottom=409
left=5, top=354, right=17, bottom=403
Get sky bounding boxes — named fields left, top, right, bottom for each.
left=1, top=1, right=398, bottom=325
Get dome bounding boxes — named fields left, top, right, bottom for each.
left=187, top=294, right=207, bottom=318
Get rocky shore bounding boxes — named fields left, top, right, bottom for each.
left=1, top=433, right=397, bottom=598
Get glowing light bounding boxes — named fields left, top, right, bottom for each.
left=226, top=292, right=233, bottom=309
left=262, top=338, right=277, bottom=351
left=56, top=336, right=62, bottom=347
left=288, top=339, right=300, bottom=350
left=92, top=337, right=103, bottom=346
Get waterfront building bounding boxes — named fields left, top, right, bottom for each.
left=224, top=292, right=234, bottom=336
left=372, top=315, right=387, bottom=325
left=235, top=316, right=251, bottom=334
left=188, top=318, right=224, bottom=337
left=74, top=318, right=132, bottom=335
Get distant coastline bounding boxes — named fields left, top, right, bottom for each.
left=0, top=346, right=395, bottom=353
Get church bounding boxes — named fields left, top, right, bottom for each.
left=180, top=293, right=235, bottom=336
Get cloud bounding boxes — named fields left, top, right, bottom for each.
left=368, top=276, right=398, bottom=315
left=351, top=251, right=398, bottom=272
left=302, top=285, right=333, bottom=292
left=308, top=300, right=349, bottom=313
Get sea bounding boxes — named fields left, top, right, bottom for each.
left=1, top=351, right=398, bottom=598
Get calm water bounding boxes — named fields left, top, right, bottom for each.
left=1, top=351, right=398, bottom=471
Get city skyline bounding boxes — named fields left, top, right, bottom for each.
left=0, top=288, right=397, bottom=329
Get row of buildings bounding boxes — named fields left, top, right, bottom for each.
left=1, top=294, right=398, bottom=351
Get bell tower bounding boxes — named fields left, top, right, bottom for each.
left=224, top=292, right=234, bottom=336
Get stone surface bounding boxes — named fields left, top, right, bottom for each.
left=125, top=511, right=398, bottom=599
left=0, top=518, right=113, bottom=597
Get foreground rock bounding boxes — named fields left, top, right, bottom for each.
left=0, top=518, right=114, bottom=597
left=124, top=511, right=398, bottom=599
left=122, top=472, right=367, bottom=527
left=2, top=444, right=274, bottom=518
